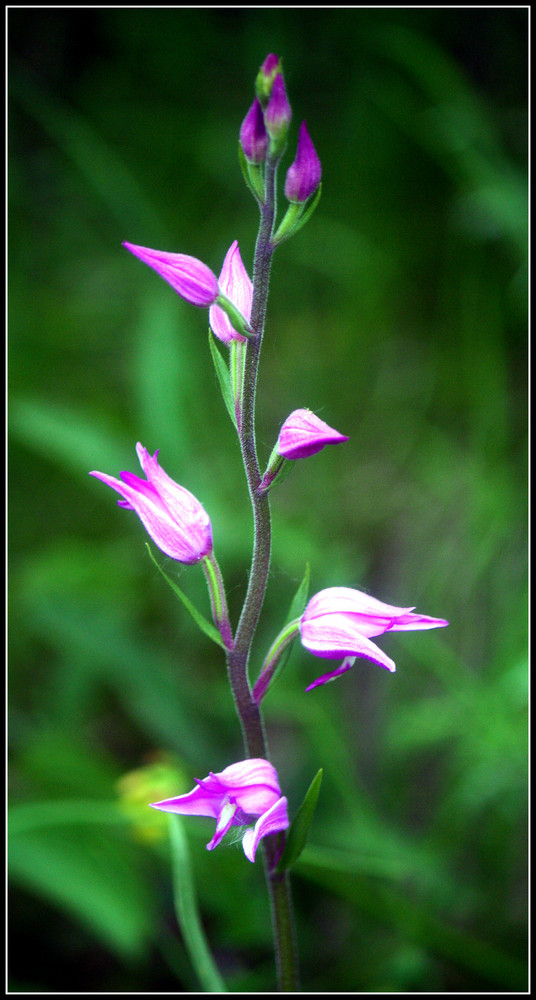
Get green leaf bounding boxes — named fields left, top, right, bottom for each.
left=168, top=815, right=227, bottom=992
left=208, top=329, right=238, bottom=430
left=9, top=823, right=154, bottom=960
left=238, top=143, right=264, bottom=203
left=145, top=545, right=225, bottom=649
left=276, top=768, right=322, bottom=873
left=287, top=183, right=322, bottom=240
left=286, top=562, right=311, bottom=623
left=272, top=184, right=322, bottom=247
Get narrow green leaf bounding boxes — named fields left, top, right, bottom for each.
left=286, top=562, right=311, bottom=624
left=276, top=768, right=323, bottom=873
left=208, top=330, right=238, bottom=429
left=168, top=815, right=227, bottom=992
left=146, top=545, right=225, bottom=649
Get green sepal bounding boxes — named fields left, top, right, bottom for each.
left=238, top=144, right=265, bottom=204
left=275, top=768, right=323, bottom=874
left=208, top=329, right=238, bottom=430
left=272, top=183, right=322, bottom=247
left=216, top=293, right=254, bottom=339
left=145, top=544, right=226, bottom=649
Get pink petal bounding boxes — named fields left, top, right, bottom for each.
left=123, top=242, right=219, bottom=306
left=209, top=241, right=252, bottom=345
left=300, top=615, right=397, bottom=671
left=242, top=796, right=289, bottom=862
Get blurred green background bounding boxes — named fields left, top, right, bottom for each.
left=8, top=7, right=527, bottom=993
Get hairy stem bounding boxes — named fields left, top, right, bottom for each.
left=225, top=154, right=300, bottom=991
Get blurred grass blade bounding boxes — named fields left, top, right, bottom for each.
left=8, top=800, right=127, bottom=836
left=276, top=769, right=322, bottom=874
left=145, top=545, right=225, bottom=649
left=168, top=815, right=226, bottom=993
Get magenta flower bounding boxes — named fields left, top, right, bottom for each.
left=285, top=122, right=322, bottom=203
left=150, top=759, right=289, bottom=862
left=277, top=409, right=348, bottom=459
left=240, top=97, right=268, bottom=164
left=301, top=587, right=449, bottom=688
left=90, top=443, right=212, bottom=564
left=209, top=241, right=253, bottom=345
left=123, top=242, right=219, bottom=306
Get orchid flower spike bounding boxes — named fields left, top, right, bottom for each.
left=90, top=443, right=213, bottom=564
left=301, top=587, right=449, bottom=689
left=209, top=241, right=253, bottom=345
left=150, top=759, right=289, bottom=862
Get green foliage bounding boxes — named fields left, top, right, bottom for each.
left=168, top=815, right=227, bottom=992
left=9, top=7, right=527, bottom=993
left=145, top=543, right=226, bottom=649
left=276, top=768, right=322, bottom=873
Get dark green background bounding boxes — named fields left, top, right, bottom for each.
left=9, top=7, right=527, bottom=993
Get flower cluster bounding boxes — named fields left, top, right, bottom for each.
left=241, top=53, right=321, bottom=205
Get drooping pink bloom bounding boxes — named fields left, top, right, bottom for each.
left=90, top=443, right=213, bottom=564
left=123, top=242, right=220, bottom=307
left=240, top=97, right=268, bottom=164
left=277, top=409, right=348, bottom=459
left=284, top=121, right=322, bottom=203
left=150, top=759, right=289, bottom=862
left=209, top=241, right=253, bottom=345
left=300, top=587, right=449, bottom=688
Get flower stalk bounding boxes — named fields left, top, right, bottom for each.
left=224, top=147, right=299, bottom=990
left=201, top=553, right=234, bottom=651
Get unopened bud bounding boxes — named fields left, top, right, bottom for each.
left=255, top=53, right=281, bottom=106
left=264, top=74, right=292, bottom=154
left=284, top=122, right=322, bottom=203
left=240, top=97, right=268, bottom=164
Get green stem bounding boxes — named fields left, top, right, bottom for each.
left=225, top=152, right=300, bottom=991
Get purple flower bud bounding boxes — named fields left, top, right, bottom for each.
left=209, top=241, right=253, bottom=345
left=264, top=73, right=292, bottom=149
left=277, top=409, right=348, bottom=459
left=255, top=53, right=282, bottom=105
left=240, top=97, right=268, bottom=164
left=261, top=53, right=280, bottom=77
left=123, top=242, right=219, bottom=307
left=284, top=122, right=322, bottom=203
left=90, top=443, right=213, bottom=564
left=300, top=587, right=449, bottom=688
left=150, top=758, right=289, bottom=862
